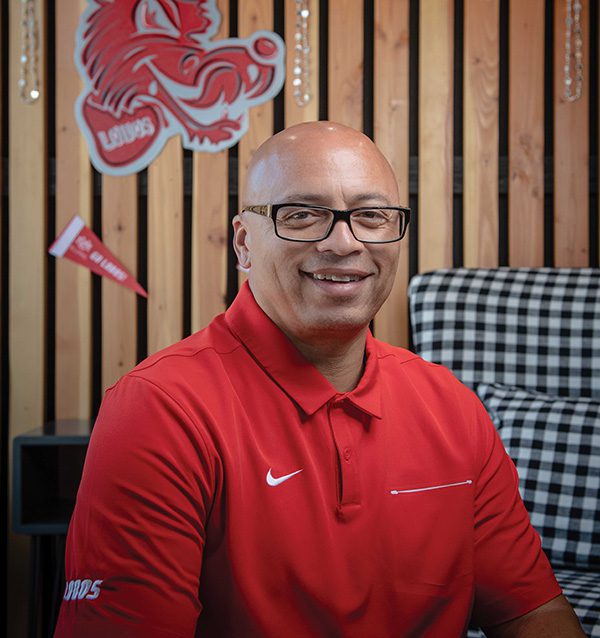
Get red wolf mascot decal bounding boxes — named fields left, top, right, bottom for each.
left=75, top=0, right=285, bottom=175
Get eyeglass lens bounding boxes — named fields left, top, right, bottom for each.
left=275, top=206, right=406, bottom=242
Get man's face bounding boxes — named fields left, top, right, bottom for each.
left=233, top=123, right=402, bottom=344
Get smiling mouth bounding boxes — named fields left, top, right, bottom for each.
left=302, top=271, right=368, bottom=283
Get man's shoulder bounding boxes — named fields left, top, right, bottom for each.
left=372, top=338, right=473, bottom=396
left=371, top=338, right=420, bottom=364
left=110, top=313, right=243, bottom=393
left=372, top=338, right=446, bottom=373
left=372, top=339, right=490, bottom=450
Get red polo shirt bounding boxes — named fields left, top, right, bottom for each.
left=55, top=282, right=560, bottom=637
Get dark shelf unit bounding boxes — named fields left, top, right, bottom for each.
left=13, top=420, right=91, bottom=536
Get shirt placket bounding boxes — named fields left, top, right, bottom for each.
left=328, top=397, right=362, bottom=521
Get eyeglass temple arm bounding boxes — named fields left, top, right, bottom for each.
left=244, top=205, right=272, bottom=217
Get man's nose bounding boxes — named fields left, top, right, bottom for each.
left=316, top=220, right=364, bottom=255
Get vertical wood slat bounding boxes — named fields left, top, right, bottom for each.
left=55, top=0, right=92, bottom=417
left=463, top=0, right=499, bottom=268
left=285, top=0, right=320, bottom=125
left=192, top=0, right=229, bottom=332
left=373, top=0, right=410, bottom=347
left=238, top=0, right=275, bottom=286
left=419, top=0, right=454, bottom=272
left=8, top=0, right=47, bottom=633
left=148, top=137, right=184, bottom=353
left=328, top=0, right=363, bottom=129
left=554, top=0, right=589, bottom=267
left=508, top=0, right=545, bottom=267
left=102, top=175, right=138, bottom=390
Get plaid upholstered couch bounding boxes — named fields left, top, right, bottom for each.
left=408, top=268, right=600, bottom=637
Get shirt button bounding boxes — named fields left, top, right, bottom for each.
left=343, top=447, right=352, bottom=461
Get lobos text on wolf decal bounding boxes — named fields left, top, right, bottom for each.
left=75, top=0, right=285, bottom=175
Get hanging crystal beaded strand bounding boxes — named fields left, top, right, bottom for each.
left=564, top=0, right=583, bottom=102
left=293, top=1, right=312, bottom=107
left=19, top=0, right=41, bottom=104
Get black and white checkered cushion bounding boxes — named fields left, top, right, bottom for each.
left=475, top=383, right=600, bottom=570
left=555, top=569, right=600, bottom=637
left=467, top=570, right=600, bottom=637
left=408, top=268, right=600, bottom=397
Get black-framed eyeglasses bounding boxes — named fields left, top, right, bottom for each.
left=243, top=203, right=410, bottom=243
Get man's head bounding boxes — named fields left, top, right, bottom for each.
left=233, top=121, right=404, bottom=345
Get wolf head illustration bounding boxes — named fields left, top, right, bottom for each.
left=75, top=0, right=285, bottom=174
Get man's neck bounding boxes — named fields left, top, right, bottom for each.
left=286, top=329, right=368, bottom=393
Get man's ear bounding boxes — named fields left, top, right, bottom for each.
left=232, top=214, right=251, bottom=269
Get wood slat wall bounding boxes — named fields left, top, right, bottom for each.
left=148, top=138, right=184, bottom=353
left=101, top=175, right=139, bottom=389
left=328, top=0, right=363, bottom=130
left=192, top=0, right=229, bottom=332
left=2, top=1, right=599, bottom=635
left=55, top=0, right=92, bottom=418
left=285, top=0, right=320, bottom=125
left=237, top=0, right=275, bottom=289
left=463, top=0, right=499, bottom=267
left=418, top=0, right=454, bottom=272
left=373, top=0, right=410, bottom=346
left=508, top=0, right=545, bottom=267
left=554, top=0, right=590, bottom=267
left=7, top=1, right=48, bottom=634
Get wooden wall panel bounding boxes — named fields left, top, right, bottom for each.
left=148, top=137, right=184, bottom=353
left=8, top=0, right=48, bottom=633
left=238, top=0, right=275, bottom=287
left=328, top=0, right=363, bottom=129
left=373, top=0, right=410, bottom=347
left=285, top=0, right=319, bottom=125
left=508, top=0, right=545, bottom=267
left=192, top=0, right=229, bottom=332
left=463, top=0, right=499, bottom=267
left=419, top=0, right=454, bottom=272
left=554, top=0, right=589, bottom=267
left=192, top=151, right=228, bottom=330
left=102, top=175, right=138, bottom=390
left=55, top=0, right=92, bottom=417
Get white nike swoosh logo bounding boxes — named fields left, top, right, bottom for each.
left=389, top=479, right=473, bottom=495
left=266, top=468, right=303, bottom=487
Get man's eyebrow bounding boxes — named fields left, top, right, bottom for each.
left=350, top=193, right=394, bottom=206
left=280, top=193, right=327, bottom=204
left=280, top=193, right=393, bottom=206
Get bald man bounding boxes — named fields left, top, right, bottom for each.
left=55, top=122, right=584, bottom=637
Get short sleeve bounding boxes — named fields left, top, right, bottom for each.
left=470, top=393, right=562, bottom=627
left=54, top=374, right=218, bottom=638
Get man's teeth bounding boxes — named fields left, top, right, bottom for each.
left=311, top=273, right=361, bottom=282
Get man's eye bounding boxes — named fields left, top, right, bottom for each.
left=280, top=208, right=323, bottom=223
left=354, top=209, right=388, bottom=223
left=290, top=210, right=315, bottom=220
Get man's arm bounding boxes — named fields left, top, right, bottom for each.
left=55, top=375, right=217, bottom=637
left=484, top=595, right=585, bottom=638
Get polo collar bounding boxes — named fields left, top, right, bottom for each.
left=225, top=282, right=382, bottom=419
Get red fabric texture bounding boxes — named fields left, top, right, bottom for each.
left=55, top=282, right=560, bottom=637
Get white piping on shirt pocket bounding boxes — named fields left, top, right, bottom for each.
left=389, top=479, right=473, bottom=495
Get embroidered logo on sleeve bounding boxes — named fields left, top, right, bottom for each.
left=63, top=578, right=103, bottom=601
